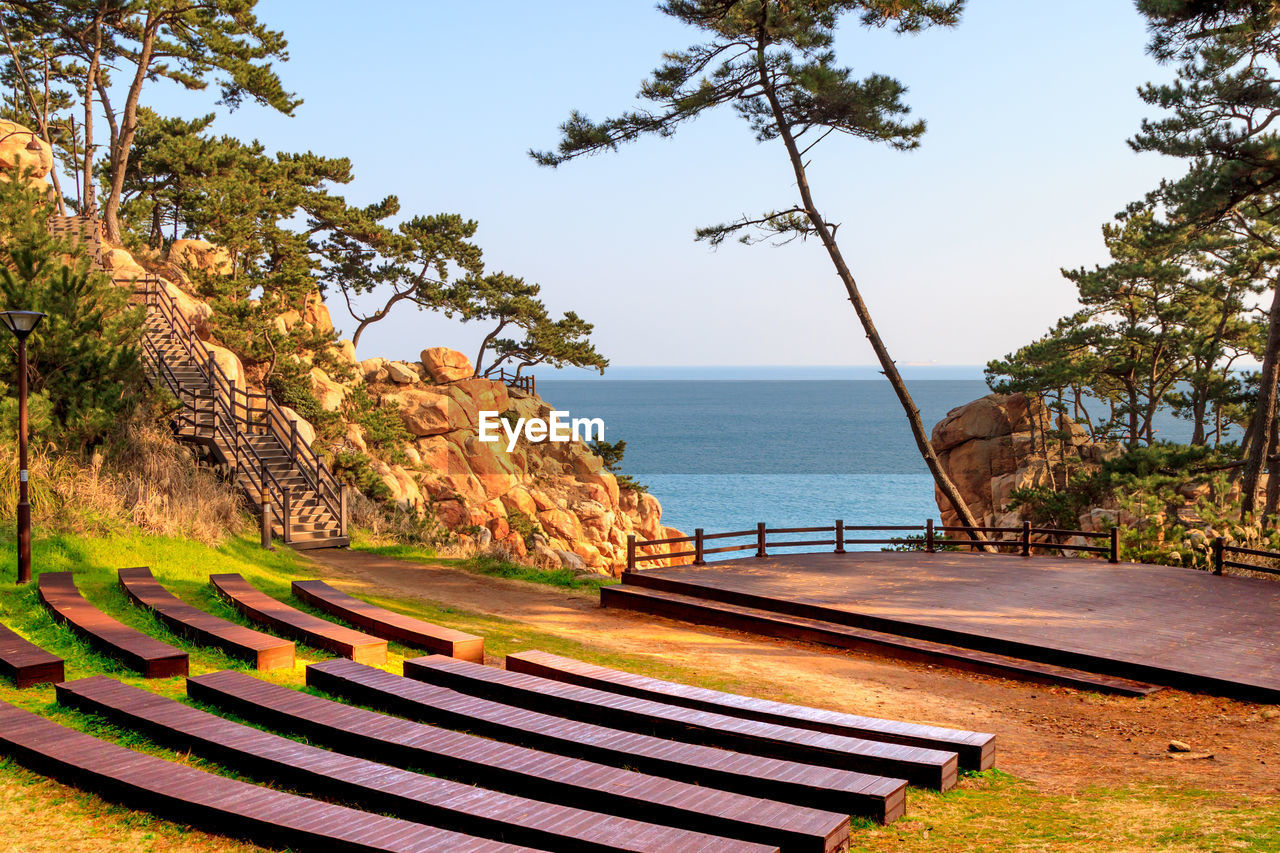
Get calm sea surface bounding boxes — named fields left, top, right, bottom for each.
left=538, top=379, right=1203, bottom=539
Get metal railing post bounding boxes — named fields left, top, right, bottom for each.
left=1212, top=536, right=1224, bottom=576
left=1109, top=526, right=1120, bottom=564
left=626, top=534, right=637, bottom=572
left=340, top=485, right=348, bottom=538
left=282, top=488, right=293, bottom=545
left=834, top=519, right=845, bottom=554
left=260, top=499, right=273, bottom=549
left=926, top=518, right=935, bottom=553
left=290, top=418, right=298, bottom=458
left=1021, top=520, right=1031, bottom=558
left=756, top=522, right=767, bottom=558
left=694, top=528, right=705, bottom=565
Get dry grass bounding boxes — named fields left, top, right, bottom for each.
left=0, top=420, right=245, bottom=544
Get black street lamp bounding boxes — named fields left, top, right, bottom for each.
left=0, top=310, right=45, bottom=584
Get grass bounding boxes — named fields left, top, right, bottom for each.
left=0, top=531, right=1276, bottom=852
left=352, top=539, right=619, bottom=593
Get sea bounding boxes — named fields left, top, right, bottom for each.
left=538, top=371, right=1207, bottom=541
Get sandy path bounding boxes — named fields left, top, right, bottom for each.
left=307, top=549, right=1280, bottom=794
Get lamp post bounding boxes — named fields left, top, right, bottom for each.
left=0, top=310, right=46, bottom=584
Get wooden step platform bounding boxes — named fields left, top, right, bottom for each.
left=0, top=699, right=533, bottom=853
left=506, top=649, right=996, bottom=771
left=405, top=654, right=958, bottom=790
left=57, top=676, right=754, bottom=853
left=603, top=584, right=1162, bottom=697
left=0, top=624, right=63, bottom=688
left=292, top=579, right=484, bottom=662
left=189, top=669, right=852, bottom=853
left=38, top=572, right=188, bottom=678
left=310, top=658, right=899, bottom=824
left=119, top=568, right=294, bottom=671
left=209, top=573, right=386, bottom=663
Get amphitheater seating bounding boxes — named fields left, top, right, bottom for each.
left=0, top=624, right=63, bottom=688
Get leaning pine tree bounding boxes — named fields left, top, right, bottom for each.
left=531, top=0, right=985, bottom=534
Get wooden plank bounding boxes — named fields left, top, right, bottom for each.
left=189, top=669, right=850, bottom=852
left=626, top=550, right=1280, bottom=702
left=56, top=676, right=754, bottom=853
left=292, top=579, right=483, bottom=662
left=37, top=572, right=187, bottom=678
left=602, top=584, right=1161, bottom=697
left=404, top=655, right=959, bottom=791
left=0, top=623, right=63, bottom=688
left=209, top=573, right=386, bottom=663
left=506, top=649, right=996, bottom=771
left=119, top=568, right=293, bottom=671
left=0, top=698, right=535, bottom=852
left=309, top=657, right=895, bottom=826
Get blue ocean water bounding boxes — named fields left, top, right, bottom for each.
left=537, top=379, right=1205, bottom=539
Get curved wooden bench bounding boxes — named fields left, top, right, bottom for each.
left=310, top=658, right=898, bottom=824
left=293, top=579, right=484, bottom=662
left=0, top=623, right=63, bottom=688
left=209, top=573, right=385, bottom=664
left=38, top=572, right=187, bottom=678
left=406, top=654, right=958, bottom=790
left=57, top=675, right=750, bottom=853
left=507, top=649, right=996, bottom=771
left=0, top=699, right=531, bottom=853
left=189, top=669, right=843, bottom=853
left=119, top=568, right=294, bottom=671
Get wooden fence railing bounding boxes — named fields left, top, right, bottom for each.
left=626, top=520, right=1120, bottom=571
left=1213, top=540, right=1280, bottom=576
left=489, top=368, right=535, bottom=395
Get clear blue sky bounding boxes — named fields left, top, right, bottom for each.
left=141, top=0, right=1184, bottom=372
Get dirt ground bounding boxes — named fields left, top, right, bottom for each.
left=307, top=549, right=1280, bottom=797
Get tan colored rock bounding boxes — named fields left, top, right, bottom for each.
left=169, top=239, right=232, bottom=275
left=360, top=357, right=388, bottom=383
left=386, top=360, right=419, bottom=384
left=334, top=339, right=359, bottom=366
left=302, top=292, right=333, bottom=335
left=161, top=279, right=213, bottom=338
left=538, top=508, right=582, bottom=541
left=100, top=248, right=146, bottom=276
left=309, top=366, right=347, bottom=412
left=421, top=347, right=473, bottom=383
left=0, top=120, right=53, bottom=184
left=344, top=422, right=367, bottom=452
left=278, top=406, right=316, bottom=446
left=391, top=388, right=457, bottom=436
left=501, top=488, right=539, bottom=517
left=205, top=343, right=244, bottom=387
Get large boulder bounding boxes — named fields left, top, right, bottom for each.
left=421, top=347, right=473, bottom=383
left=169, top=239, right=232, bottom=276
left=390, top=388, right=458, bottom=436
left=302, top=291, right=334, bottom=335
left=385, top=360, right=420, bottom=384
left=309, top=366, right=347, bottom=412
left=205, top=342, right=244, bottom=387
left=0, top=120, right=53, bottom=185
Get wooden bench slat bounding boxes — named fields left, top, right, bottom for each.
left=56, top=675, right=749, bottom=853
left=37, top=572, right=187, bottom=678
left=209, top=574, right=386, bottom=663
left=119, top=568, right=293, bottom=671
left=507, top=649, right=996, bottom=771
left=311, top=657, right=896, bottom=825
left=0, top=623, right=63, bottom=688
left=406, top=655, right=958, bottom=791
left=292, top=579, right=483, bottom=662
left=0, top=698, right=534, bottom=852
left=188, top=669, right=839, bottom=852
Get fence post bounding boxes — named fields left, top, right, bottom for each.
left=260, top=500, right=273, bottom=549
left=282, top=488, right=293, bottom=545
left=756, top=522, right=767, bottom=558
left=926, top=518, right=935, bottom=554
left=340, top=485, right=348, bottom=538
left=290, top=418, right=298, bottom=457
left=1212, top=536, right=1224, bottom=576
left=626, top=534, right=636, bottom=572
left=694, top=528, right=705, bottom=565
left=835, top=519, right=846, bottom=554
left=1109, top=526, right=1120, bottom=564
left=1021, top=520, right=1031, bottom=558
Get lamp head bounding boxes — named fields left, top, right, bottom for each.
left=24, top=137, right=41, bottom=152
left=0, top=310, right=45, bottom=341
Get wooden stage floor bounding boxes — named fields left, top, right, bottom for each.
left=628, top=552, right=1280, bottom=702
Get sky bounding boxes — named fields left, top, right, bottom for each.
left=137, top=0, right=1187, bottom=374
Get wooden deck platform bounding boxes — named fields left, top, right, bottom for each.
left=209, top=573, right=386, bottom=663
left=616, top=551, right=1280, bottom=702
left=309, top=658, right=900, bottom=823
left=0, top=624, right=63, bottom=688
left=119, top=568, right=294, bottom=671
left=38, top=572, right=187, bottom=678
left=292, top=579, right=484, bottom=662
left=56, top=675, right=754, bottom=853
left=507, top=649, right=995, bottom=771
left=0, top=699, right=534, bottom=853
left=188, top=669, right=854, bottom=852
left=405, top=654, right=958, bottom=790
left=602, top=584, right=1161, bottom=696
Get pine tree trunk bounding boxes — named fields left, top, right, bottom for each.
left=1241, top=287, right=1280, bottom=516
left=753, top=31, right=985, bottom=541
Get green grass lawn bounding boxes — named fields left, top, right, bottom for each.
left=351, top=537, right=619, bottom=593
left=0, top=532, right=1275, bottom=852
